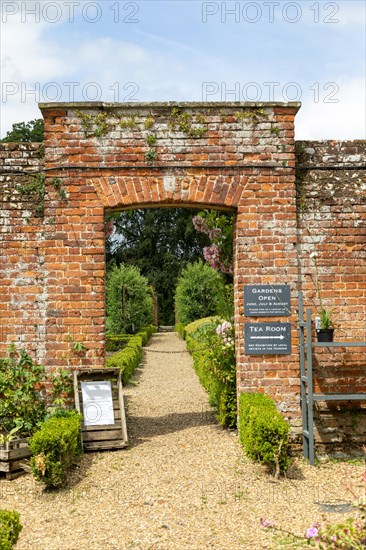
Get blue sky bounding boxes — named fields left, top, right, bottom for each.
left=1, top=0, right=365, bottom=138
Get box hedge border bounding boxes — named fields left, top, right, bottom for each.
left=106, top=325, right=157, bottom=384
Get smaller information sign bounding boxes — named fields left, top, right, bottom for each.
left=81, top=381, right=115, bottom=426
left=244, top=322, right=292, bottom=355
left=244, top=284, right=291, bottom=317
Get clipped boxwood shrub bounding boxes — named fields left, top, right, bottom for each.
left=29, top=410, right=82, bottom=488
left=239, top=392, right=290, bottom=475
left=106, top=325, right=157, bottom=384
left=106, top=335, right=130, bottom=352
left=0, top=510, right=22, bottom=550
left=175, top=261, right=226, bottom=325
left=106, top=264, right=153, bottom=334
left=184, top=317, right=237, bottom=428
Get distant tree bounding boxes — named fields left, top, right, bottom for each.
left=106, top=208, right=211, bottom=325
left=1, top=119, right=44, bottom=142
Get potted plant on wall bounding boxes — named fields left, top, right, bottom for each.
left=316, top=307, right=335, bottom=342
left=310, top=251, right=335, bottom=342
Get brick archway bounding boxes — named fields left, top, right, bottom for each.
left=42, top=102, right=302, bottom=416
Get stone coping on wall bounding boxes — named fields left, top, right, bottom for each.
left=39, top=101, right=302, bottom=111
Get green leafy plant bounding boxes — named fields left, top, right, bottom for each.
left=50, top=177, right=67, bottom=201
left=72, top=341, right=87, bottom=353
left=310, top=252, right=335, bottom=329
left=175, top=261, right=226, bottom=325
left=47, top=368, right=74, bottom=412
left=106, top=334, right=131, bottom=353
left=1, top=118, right=44, bottom=142
left=0, top=510, right=22, bottom=550
left=144, top=117, right=155, bottom=129
left=275, top=518, right=366, bottom=548
left=261, top=471, right=366, bottom=547
left=0, top=426, right=22, bottom=445
left=17, top=172, right=45, bottom=216
left=0, top=345, right=47, bottom=436
left=174, top=323, right=186, bottom=340
left=29, top=411, right=82, bottom=488
left=0, top=346, right=75, bottom=436
left=239, top=393, right=290, bottom=476
left=319, top=307, right=333, bottom=329
left=169, top=108, right=207, bottom=138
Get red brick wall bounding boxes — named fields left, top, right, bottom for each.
left=39, top=102, right=301, bottom=415
left=0, top=143, right=46, bottom=360
left=1, top=103, right=365, bottom=451
left=296, top=140, right=366, bottom=451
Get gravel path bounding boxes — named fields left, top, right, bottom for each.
left=2, top=332, right=365, bottom=549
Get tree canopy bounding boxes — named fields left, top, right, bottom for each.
left=106, top=208, right=211, bottom=325
left=1, top=119, right=44, bottom=142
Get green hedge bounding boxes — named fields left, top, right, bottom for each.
left=29, top=411, right=82, bottom=488
left=174, top=323, right=186, bottom=339
left=106, top=325, right=157, bottom=384
left=239, top=393, right=290, bottom=474
left=0, top=510, right=22, bottom=550
left=184, top=318, right=237, bottom=428
left=106, top=335, right=131, bottom=352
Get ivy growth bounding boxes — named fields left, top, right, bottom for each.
left=50, top=177, right=67, bottom=201
left=18, top=172, right=45, bottom=216
left=77, top=110, right=137, bottom=137
left=146, top=133, right=157, bottom=146
left=144, top=149, right=158, bottom=162
left=17, top=174, right=67, bottom=218
left=144, top=116, right=155, bottom=130
left=234, top=108, right=268, bottom=125
left=169, top=108, right=207, bottom=138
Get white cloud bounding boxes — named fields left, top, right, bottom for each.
left=296, top=77, right=366, bottom=139
left=0, top=1, right=365, bottom=140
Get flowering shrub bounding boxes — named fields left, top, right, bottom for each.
left=192, top=211, right=233, bottom=275
left=261, top=471, right=366, bottom=548
left=216, top=321, right=234, bottom=348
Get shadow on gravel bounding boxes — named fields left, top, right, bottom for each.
left=126, top=410, right=218, bottom=447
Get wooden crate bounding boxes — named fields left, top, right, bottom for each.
left=0, top=438, right=31, bottom=480
left=74, top=368, right=128, bottom=451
